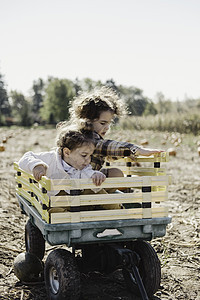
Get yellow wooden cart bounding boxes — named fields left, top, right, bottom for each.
left=14, top=152, right=171, bottom=300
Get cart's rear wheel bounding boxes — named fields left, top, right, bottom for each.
left=123, top=240, right=161, bottom=297
left=45, top=249, right=80, bottom=300
left=25, top=219, right=45, bottom=260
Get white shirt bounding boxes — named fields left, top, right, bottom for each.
left=18, top=148, right=102, bottom=196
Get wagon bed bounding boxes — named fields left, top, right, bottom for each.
left=14, top=152, right=171, bottom=247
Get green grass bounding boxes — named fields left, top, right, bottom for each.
left=119, top=113, right=200, bottom=135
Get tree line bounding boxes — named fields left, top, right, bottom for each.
left=0, top=73, right=200, bottom=127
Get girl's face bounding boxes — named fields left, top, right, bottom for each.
left=63, top=143, right=95, bottom=170
left=92, top=111, right=113, bottom=137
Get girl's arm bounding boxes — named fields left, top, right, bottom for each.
left=94, top=139, right=163, bottom=158
left=18, top=151, right=52, bottom=174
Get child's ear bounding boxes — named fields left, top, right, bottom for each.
left=63, top=147, right=71, bottom=157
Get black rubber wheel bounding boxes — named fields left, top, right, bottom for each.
left=25, top=219, right=45, bottom=260
left=44, top=249, right=81, bottom=300
left=123, top=240, right=161, bottom=297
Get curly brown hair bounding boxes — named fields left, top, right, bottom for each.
left=57, top=128, right=95, bottom=156
left=69, top=86, right=127, bottom=122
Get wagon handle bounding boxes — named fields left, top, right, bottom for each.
left=94, top=228, right=123, bottom=239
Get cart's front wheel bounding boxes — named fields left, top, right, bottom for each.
left=123, top=240, right=161, bottom=297
left=44, top=249, right=80, bottom=300
left=25, top=219, right=45, bottom=260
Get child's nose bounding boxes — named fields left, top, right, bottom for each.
left=85, top=156, right=91, bottom=164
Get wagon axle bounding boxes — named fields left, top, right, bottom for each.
left=78, top=243, right=149, bottom=300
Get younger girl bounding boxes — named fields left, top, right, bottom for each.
left=18, top=129, right=106, bottom=196
left=18, top=128, right=121, bottom=210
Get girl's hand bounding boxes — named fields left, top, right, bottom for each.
left=135, top=148, right=164, bottom=157
left=33, top=164, right=47, bottom=181
left=92, top=172, right=106, bottom=186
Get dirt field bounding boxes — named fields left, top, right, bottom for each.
left=0, top=127, right=200, bottom=300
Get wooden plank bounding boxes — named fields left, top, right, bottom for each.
left=134, top=152, right=169, bottom=162
left=16, top=176, right=32, bottom=190
left=50, top=190, right=168, bottom=207
left=105, top=166, right=166, bottom=176
left=38, top=176, right=51, bottom=191
left=50, top=175, right=169, bottom=191
left=16, top=188, right=49, bottom=223
left=50, top=208, right=143, bottom=224
left=151, top=190, right=168, bottom=202
left=17, top=188, right=32, bottom=203
left=50, top=206, right=168, bottom=224
left=51, top=195, right=81, bottom=207
left=30, top=198, right=49, bottom=223
left=114, top=152, right=169, bottom=163
left=14, top=162, right=51, bottom=191
left=142, top=192, right=151, bottom=203
left=50, top=193, right=143, bottom=207
left=142, top=208, right=152, bottom=218
left=152, top=207, right=168, bottom=218
left=14, top=163, right=36, bottom=181
left=123, top=169, right=166, bottom=176
left=16, top=175, right=50, bottom=206
left=30, top=184, right=50, bottom=206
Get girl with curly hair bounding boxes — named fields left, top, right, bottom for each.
left=59, top=86, right=163, bottom=179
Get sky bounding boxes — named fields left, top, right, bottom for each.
left=1, top=0, right=200, bottom=101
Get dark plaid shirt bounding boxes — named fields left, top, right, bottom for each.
left=91, top=132, right=139, bottom=170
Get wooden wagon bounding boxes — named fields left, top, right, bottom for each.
left=14, top=152, right=171, bottom=300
